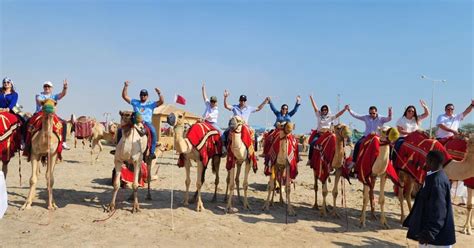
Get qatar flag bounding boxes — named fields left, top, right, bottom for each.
left=175, top=94, right=186, bottom=105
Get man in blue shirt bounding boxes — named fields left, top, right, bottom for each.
left=346, top=105, right=392, bottom=164
left=121, top=80, right=164, bottom=160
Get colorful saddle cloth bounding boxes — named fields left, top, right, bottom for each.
left=264, top=131, right=299, bottom=180
left=178, top=122, right=222, bottom=168
left=23, top=111, right=63, bottom=162
left=226, top=124, right=258, bottom=172
left=0, top=112, right=21, bottom=162
left=309, top=131, right=336, bottom=183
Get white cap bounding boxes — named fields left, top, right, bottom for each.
left=43, top=81, right=53, bottom=87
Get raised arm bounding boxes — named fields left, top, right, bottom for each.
left=346, top=105, right=365, bottom=121
left=309, top=95, right=319, bottom=114
left=380, top=107, right=393, bottom=123
left=223, top=89, right=232, bottom=111
left=201, top=82, right=208, bottom=102
left=334, top=105, right=349, bottom=119
left=122, top=81, right=131, bottom=104
left=57, top=79, right=68, bottom=100
left=462, top=99, right=474, bottom=117
left=288, top=95, right=301, bottom=117
left=268, top=97, right=279, bottom=115
left=155, top=88, right=164, bottom=107
left=255, top=97, right=269, bottom=112
left=418, top=100, right=430, bottom=120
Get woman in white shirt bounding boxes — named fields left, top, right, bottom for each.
left=396, top=100, right=429, bottom=137
left=308, top=95, right=348, bottom=163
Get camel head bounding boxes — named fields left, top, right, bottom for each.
left=378, top=126, right=399, bottom=143
left=276, top=121, right=294, bottom=135
left=41, top=99, right=57, bottom=114
left=167, top=112, right=188, bottom=127
left=229, top=115, right=245, bottom=133
left=119, top=111, right=135, bottom=128
left=108, top=122, right=118, bottom=135
left=334, top=123, right=351, bottom=140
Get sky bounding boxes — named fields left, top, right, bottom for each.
left=1, top=0, right=472, bottom=133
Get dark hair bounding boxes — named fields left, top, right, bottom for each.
left=403, top=105, right=419, bottom=124
left=445, top=103, right=454, bottom=110
left=281, top=104, right=288, bottom=110
left=321, top=105, right=329, bottom=111
left=426, top=150, right=444, bottom=169
left=369, top=106, right=378, bottom=112
left=1, top=84, right=15, bottom=94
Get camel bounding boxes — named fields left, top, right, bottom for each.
left=0, top=112, right=22, bottom=179
left=21, top=99, right=61, bottom=210
left=225, top=116, right=256, bottom=212
left=89, top=121, right=118, bottom=164
left=311, top=124, right=351, bottom=216
left=108, top=111, right=152, bottom=213
left=169, top=112, right=222, bottom=212
left=396, top=133, right=474, bottom=234
left=262, top=122, right=298, bottom=216
left=357, top=126, right=399, bottom=228
left=73, top=116, right=94, bottom=149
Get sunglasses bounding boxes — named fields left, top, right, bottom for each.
left=43, top=85, right=51, bottom=88
left=369, top=112, right=377, bottom=115
left=3, top=81, right=11, bottom=84
left=407, top=110, right=414, bottom=113
left=446, top=108, right=454, bottom=111
left=321, top=109, right=328, bottom=112
left=140, top=94, right=148, bottom=97
left=282, top=108, right=288, bottom=110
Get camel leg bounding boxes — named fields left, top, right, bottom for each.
left=321, top=181, right=328, bottom=216
left=398, top=172, right=406, bottom=223
left=108, top=160, right=122, bottom=212
left=131, top=160, right=141, bottom=213
left=313, top=171, right=319, bottom=209
left=224, top=168, right=230, bottom=203
left=463, top=188, right=473, bottom=235
left=235, top=162, right=242, bottom=203
left=2, top=161, right=7, bottom=179
left=21, top=156, right=39, bottom=210
left=405, top=180, right=414, bottom=211
left=286, top=173, right=296, bottom=216
left=263, top=167, right=276, bottom=211
left=369, top=177, right=377, bottom=220
left=211, top=156, right=220, bottom=202
left=360, top=185, right=369, bottom=228
left=44, top=155, right=58, bottom=210
left=74, top=137, right=77, bottom=148
left=183, top=160, right=191, bottom=206
left=331, top=168, right=342, bottom=217
left=242, top=160, right=252, bottom=210
left=225, top=167, right=236, bottom=213
left=379, top=174, right=389, bottom=229
left=195, top=163, right=205, bottom=212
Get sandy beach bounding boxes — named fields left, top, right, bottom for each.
left=0, top=144, right=471, bottom=247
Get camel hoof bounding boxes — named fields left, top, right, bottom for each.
left=132, top=208, right=141, bottom=213
left=371, top=213, right=378, bottom=221
left=48, top=205, right=57, bottom=211
left=382, top=223, right=390, bottom=229
left=262, top=203, right=270, bottom=212
left=359, top=222, right=366, bottom=228
left=243, top=203, right=252, bottom=211
left=312, top=204, right=319, bottom=210
left=145, top=194, right=152, bottom=201
left=225, top=207, right=238, bottom=214
left=288, top=208, right=296, bottom=216
left=182, top=200, right=189, bottom=207
left=211, top=196, right=217, bottom=203
left=20, top=203, right=32, bottom=210
left=196, top=203, right=205, bottom=212
left=331, top=210, right=340, bottom=218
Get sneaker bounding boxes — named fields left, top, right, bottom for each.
left=62, top=143, right=71, bottom=150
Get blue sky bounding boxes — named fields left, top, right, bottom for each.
left=1, top=0, right=472, bottom=133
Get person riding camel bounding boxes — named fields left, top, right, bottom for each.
left=346, top=105, right=392, bottom=166
left=35, top=80, right=70, bottom=150
left=393, top=100, right=429, bottom=154
left=307, top=94, right=348, bottom=164
left=222, top=90, right=268, bottom=148
left=120, top=80, right=164, bottom=160
left=435, top=100, right=474, bottom=141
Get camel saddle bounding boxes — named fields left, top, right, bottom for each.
left=74, top=116, right=94, bottom=139
left=177, top=122, right=222, bottom=168
left=355, top=134, right=399, bottom=187
left=394, top=131, right=452, bottom=184
left=120, top=161, right=148, bottom=187
left=0, top=112, right=21, bottom=162
left=310, top=131, right=336, bottom=183
left=264, top=131, right=299, bottom=180
left=439, top=137, right=473, bottom=188
left=23, top=111, right=63, bottom=162
left=226, top=124, right=257, bottom=172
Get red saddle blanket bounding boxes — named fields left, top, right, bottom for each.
left=120, top=161, right=148, bottom=187
left=0, top=112, right=21, bottom=162
left=394, top=132, right=451, bottom=184
left=178, top=122, right=222, bottom=168
left=74, top=120, right=94, bottom=139
left=355, top=134, right=399, bottom=187
left=23, top=111, right=63, bottom=161
left=310, top=131, right=336, bottom=183
left=440, top=137, right=468, bottom=161
left=226, top=124, right=258, bottom=172
left=264, top=131, right=299, bottom=180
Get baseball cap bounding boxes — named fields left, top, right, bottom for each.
left=43, top=81, right=53, bottom=87
left=210, top=96, right=217, bottom=102
left=140, top=89, right=148, bottom=96
left=239, top=95, right=247, bottom=102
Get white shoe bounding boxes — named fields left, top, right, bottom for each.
left=62, top=143, right=71, bottom=150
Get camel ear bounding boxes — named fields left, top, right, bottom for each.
left=119, top=111, right=123, bottom=116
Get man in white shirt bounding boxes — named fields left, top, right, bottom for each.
left=436, top=100, right=474, bottom=139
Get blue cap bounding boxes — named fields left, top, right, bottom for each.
left=140, top=89, right=148, bottom=95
